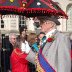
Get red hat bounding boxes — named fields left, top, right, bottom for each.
left=0, top=0, right=68, bottom=19
left=0, top=0, right=27, bottom=15
left=25, top=0, right=68, bottom=19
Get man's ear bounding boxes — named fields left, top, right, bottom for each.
left=50, top=23, right=55, bottom=28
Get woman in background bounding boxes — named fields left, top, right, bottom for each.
left=10, top=26, right=30, bottom=72
left=10, top=38, right=30, bottom=72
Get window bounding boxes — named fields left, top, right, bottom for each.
left=67, top=5, right=72, bottom=31
left=19, top=16, right=26, bottom=28
left=1, top=17, right=4, bottom=28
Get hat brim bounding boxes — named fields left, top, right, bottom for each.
left=37, top=16, right=60, bottom=25
left=0, top=6, right=68, bottom=19
left=24, top=8, right=68, bottom=19
left=0, top=6, right=25, bottom=15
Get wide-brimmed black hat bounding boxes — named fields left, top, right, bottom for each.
left=37, top=16, right=60, bottom=25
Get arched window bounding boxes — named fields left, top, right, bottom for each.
left=67, top=4, right=72, bottom=32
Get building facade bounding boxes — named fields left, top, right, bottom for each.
left=0, top=0, right=72, bottom=39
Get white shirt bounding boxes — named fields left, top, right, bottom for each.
left=43, top=29, right=56, bottom=43
left=21, top=41, right=31, bottom=53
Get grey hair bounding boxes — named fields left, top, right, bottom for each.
left=9, top=33, right=17, bottom=42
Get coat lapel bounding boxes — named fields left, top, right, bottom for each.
left=41, top=30, right=59, bottom=72
left=42, top=42, right=53, bottom=54
left=42, top=30, right=58, bottom=54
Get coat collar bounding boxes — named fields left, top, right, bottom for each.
left=45, top=29, right=56, bottom=40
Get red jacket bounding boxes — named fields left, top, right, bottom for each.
left=10, top=48, right=30, bottom=72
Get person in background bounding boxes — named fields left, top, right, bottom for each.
left=27, top=33, right=38, bottom=52
left=18, top=26, right=28, bottom=41
left=26, top=16, right=71, bottom=72
left=27, top=32, right=45, bottom=52
left=17, top=26, right=30, bottom=54
left=27, top=32, right=37, bottom=72
left=4, top=33, right=17, bottom=72
left=37, top=32, right=45, bottom=46
left=19, top=26, right=38, bottom=72
left=38, top=32, right=45, bottom=40
left=17, top=26, right=32, bottom=72
left=0, top=31, right=2, bottom=71
left=9, top=33, right=17, bottom=49
left=27, top=32, right=45, bottom=53
left=10, top=37, right=30, bottom=72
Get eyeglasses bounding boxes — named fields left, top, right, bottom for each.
left=12, top=38, right=16, bottom=40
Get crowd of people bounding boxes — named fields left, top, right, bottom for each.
left=1, top=16, right=72, bottom=72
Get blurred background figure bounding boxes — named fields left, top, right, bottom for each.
left=38, top=32, right=45, bottom=40
left=0, top=31, right=2, bottom=72
left=17, top=26, right=28, bottom=41
left=1, top=33, right=17, bottom=72
left=19, top=26, right=37, bottom=72
left=9, top=33, right=17, bottom=49
left=10, top=37, right=30, bottom=72
left=17, top=26, right=30, bottom=54
left=27, top=32, right=45, bottom=72
left=27, top=32, right=37, bottom=72
left=27, top=32, right=37, bottom=52
left=37, top=32, right=45, bottom=46
left=27, top=32, right=45, bottom=52
left=17, top=26, right=31, bottom=72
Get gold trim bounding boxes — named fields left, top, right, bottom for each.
left=10, top=0, right=14, bottom=2
left=35, top=53, right=45, bottom=72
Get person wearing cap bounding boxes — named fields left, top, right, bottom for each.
left=19, top=0, right=70, bottom=72
left=26, top=16, right=71, bottom=72
left=0, top=0, right=71, bottom=72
